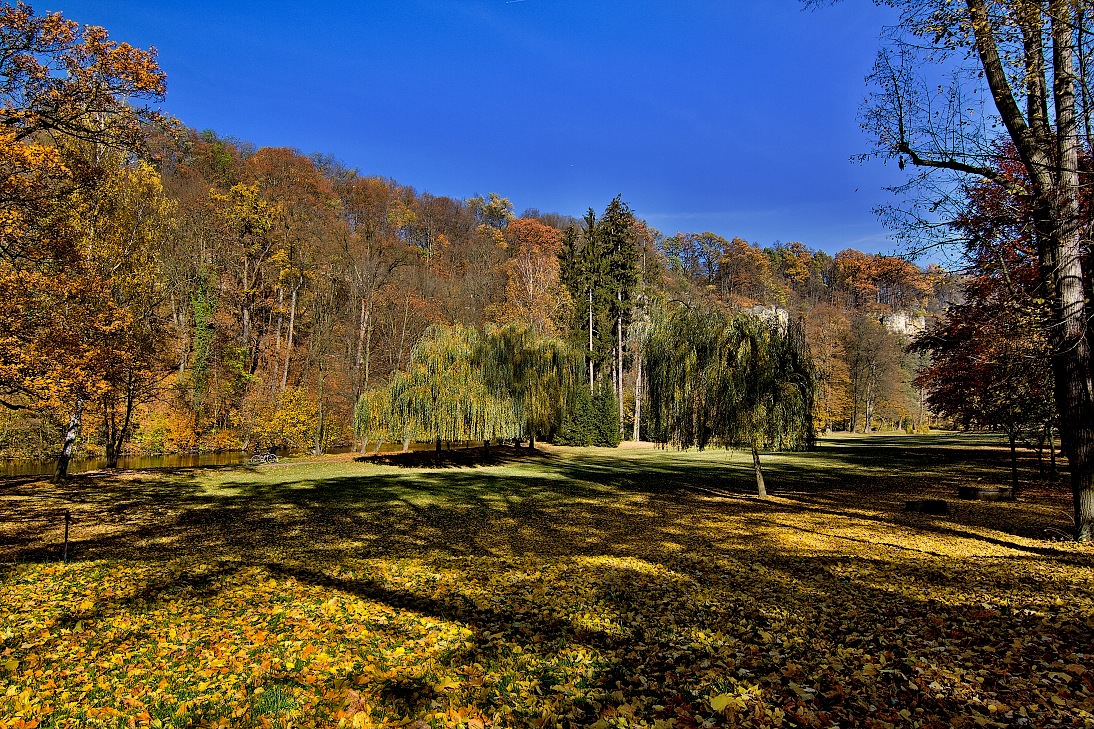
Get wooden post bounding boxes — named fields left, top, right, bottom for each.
left=63, top=511, right=71, bottom=564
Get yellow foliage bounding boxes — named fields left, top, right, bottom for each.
left=253, top=387, right=318, bottom=450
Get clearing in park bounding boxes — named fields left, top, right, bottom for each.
left=0, top=434, right=1091, bottom=728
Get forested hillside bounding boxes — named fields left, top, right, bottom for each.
left=0, top=3, right=962, bottom=465
left=0, top=121, right=959, bottom=462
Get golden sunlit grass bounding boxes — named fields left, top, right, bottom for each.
left=1, top=434, right=1091, bottom=728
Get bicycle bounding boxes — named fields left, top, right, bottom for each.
left=250, top=452, right=278, bottom=464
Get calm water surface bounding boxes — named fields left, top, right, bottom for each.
left=0, top=451, right=255, bottom=478
left=0, top=443, right=437, bottom=478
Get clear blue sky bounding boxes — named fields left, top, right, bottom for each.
left=48, top=1, right=905, bottom=254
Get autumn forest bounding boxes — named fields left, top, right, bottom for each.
left=0, top=11, right=960, bottom=473
left=2, top=1, right=1094, bottom=728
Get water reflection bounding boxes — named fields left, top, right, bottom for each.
left=0, top=442, right=455, bottom=478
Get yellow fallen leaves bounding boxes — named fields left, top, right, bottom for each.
left=1, top=548, right=1092, bottom=729
left=1, top=443, right=1093, bottom=728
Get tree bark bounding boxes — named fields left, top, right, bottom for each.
left=105, top=375, right=136, bottom=469
left=924, top=0, right=1094, bottom=538
left=751, top=442, right=767, bottom=498
left=280, top=281, right=298, bottom=391
left=241, top=257, right=252, bottom=352
left=617, top=290, right=624, bottom=437
left=1048, top=2, right=1094, bottom=540
left=1050, top=426, right=1058, bottom=478
left=55, top=398, right=84, bottom=483
left=588, top=288, right=594, bottom=393
left=633, top=351, right=643, bottom=442
left=353, top=293, right=371, bottom=400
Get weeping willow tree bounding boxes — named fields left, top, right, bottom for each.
left=355, top=324, right=580, bottom=456
left=480, top=324, right=581, bottom=447
left=645, top=305, right=815, bottom=496
left=386, top=325, right=519, bottom=453
left=728, top=314, right=816, bottom=496
left=353, top=387, right=420, bottom=453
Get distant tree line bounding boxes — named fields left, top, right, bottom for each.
left=0, top=1, right=965, bottom=482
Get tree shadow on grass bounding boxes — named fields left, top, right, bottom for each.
left=0, top=434, right=1077, bottom=567
left=358, top=444, right=541, bottom=469
left=2, top=436, right=1092, bottom=726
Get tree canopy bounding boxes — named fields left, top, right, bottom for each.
left=645, top=305, right=815, bottom=496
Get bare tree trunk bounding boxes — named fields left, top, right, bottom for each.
left=588, top=288, right=594, bottom=394
left=105, top=375, right=137, bottom=469
left=280, top=282, right=298, bottom=391
left=617, top=291, right=624, bottom=436
left=632, top=351, right=643, bottom=442
left=751, top=442, right=767, bottom=498
left=241, top=258, right=251, bottom=351
left=353, top=294, right=371, bottom=399
left=275, top=286, right=284, bottom=352
left=55, top=398, right=84, bottom=483
left=1050, top=426, right=1058, bottom=478
left=1048, top=4, right=1094, bottom=540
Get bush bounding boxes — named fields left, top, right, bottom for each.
left=591, top=385, right=621, bottom=447
left=556, top=383, right=620, bottom=447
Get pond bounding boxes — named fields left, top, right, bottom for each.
left=0, top=450, right=257, bottom=479
left=0, top=443, right=444, bottom=478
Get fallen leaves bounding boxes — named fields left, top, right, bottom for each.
left=0, top=443, right=1092, bottom=727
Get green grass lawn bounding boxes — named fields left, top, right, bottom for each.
left=1, top=434, right=1091, bottom=728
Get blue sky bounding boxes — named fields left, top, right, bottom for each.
left=48, top=1, right=906, bottom=254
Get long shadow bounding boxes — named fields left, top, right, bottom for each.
left=0, top=436, right=1077, bottom=566
left=2, top=438, right=1091, bottom=726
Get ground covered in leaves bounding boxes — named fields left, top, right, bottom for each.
left=1, top=434, right=1092, bottom=728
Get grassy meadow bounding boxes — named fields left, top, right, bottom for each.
left=0, top=434, right=1091, bottom=728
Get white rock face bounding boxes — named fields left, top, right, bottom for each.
left=881, top=311, right=926, bottom=337
left=745, top=305, right=790, bottom=330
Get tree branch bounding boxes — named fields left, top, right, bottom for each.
left=896, top=141, right=1024, bottom=193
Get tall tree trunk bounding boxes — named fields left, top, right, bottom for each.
left=632, top=351, right=643, bottom=442
left=314, top=387, right=324, bottom=456
left=1050, top=425, right=1058, bottom=478
left=105, top=375, right=137, bottom=469
left=275, top=286, right=284, bottom=352
left=751, top=442, right=767, bottom=498
left=849, top=375, right=859, bottom=433
left=280, top=282, right=298, bottom=391
left=1048, top=3, right=1094, bottom=540
left=617, top=291, right=624, bottom=436
left=353, top=294, right=370, bottom=400
left=55, top=398, right=84, bottom=483
left=241, top=258, right=251, bottom=352
left=957, top=0, right=1094, bottom=540
left=588, top=288, right=594, bottom=393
